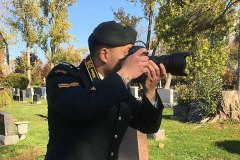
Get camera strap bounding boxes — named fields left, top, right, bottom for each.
left=84, top=55, right=101, bottom=87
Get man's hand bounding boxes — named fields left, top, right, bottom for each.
left=144, top=61, right=166, bottom=102
left=117, top=48, right=149, bottom=84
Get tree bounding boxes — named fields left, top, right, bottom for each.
left=50, top=45, right=85, bottom=66
left=155, top=0, right=239, bottom=52
left=154, top=0, right=239, bottom=116
left=39, top=0, right=76, bottom=68
left=0, top=0, right=15, bottom=66
left=234, top=11, right=240, bottom=90
left=0, top=47, right=4, bottom=82
left=112, top=7, right=142, bottom=28
left=14, top=51, right=43, bottom=85
left=9, top=0, right=44, bottom=85
left=128, top=0, right=157, bottom=50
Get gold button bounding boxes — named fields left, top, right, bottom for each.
left=118, top=117, right=122, bottom=120
left=114, top=135, right=118, bottom=139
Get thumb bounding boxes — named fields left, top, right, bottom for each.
left=133, top=48, right=148, bottom=56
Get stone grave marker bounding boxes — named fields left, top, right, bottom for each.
left=34, top=87, right=47, bottom=99
left=13, top=88, right=20, bottom=101
left=157, top=88, right=174, bottom=107
left=40, top=87, right=47, bottom=99
left=20, top=90, right=26, bottom=101
left=130, top=86, right=139, bottom=99
left=26, top=88, right=34, bottom=98
left=33, top=94, right=41, bottom=104
left=0, top=112, right=19, bottom=145
left=119, top=86, right=149, bottom=160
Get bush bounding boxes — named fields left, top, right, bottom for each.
left=175, top=83, right=197, bottom=106
left=195, top=72, right=222, bottom=116
left=0, top=88, right=12, bottom=108
left=5, top=73, right=29, bottom=90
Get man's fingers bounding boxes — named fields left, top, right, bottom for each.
left=134, top=48, right=148, bottom=56
left=159, top=63, right=166, bottom=78
left=149, top=60, right=160, bottom=78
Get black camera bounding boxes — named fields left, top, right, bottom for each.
left=127, top=46, right=190, bottom=83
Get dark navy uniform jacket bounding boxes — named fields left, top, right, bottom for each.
left=45, top=61, right=164, bottom=160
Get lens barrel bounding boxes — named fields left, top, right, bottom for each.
left=127, top=46, right=189, bottom=83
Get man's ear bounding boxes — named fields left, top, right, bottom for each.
left=99, top=48, right=109, bottom=63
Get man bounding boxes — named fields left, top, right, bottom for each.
left=45, top=21, right=166, bottom=160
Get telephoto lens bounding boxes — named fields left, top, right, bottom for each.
left=127, top=46, right=190, bottom=83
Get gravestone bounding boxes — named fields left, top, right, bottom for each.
left=26, top=88, right=34, bottom=98
left=0, top=112, right=19, bottom=145
left=40, top=87, right=47, bottom=99
left=149, top=129, right=165, bottom=141
left=130, top=86, right=139, bottom=99
left=119, top=86, right=148, bottom=160
left=33, top=94, right=41, bottom=104
left=34, top=87, right=46, bottom=99
left=13, top=88, right=20, bottom=101
left=157, top=88, right=174, bottom=107
left=11, top=88, right=15, bottom=96
left=20, top=90, right=26, bottom=101
left=119, top=128, right=148, bottom=160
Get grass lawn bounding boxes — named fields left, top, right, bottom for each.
left=0, top=99, right=240, bottom=160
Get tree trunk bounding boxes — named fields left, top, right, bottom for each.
left=5, top=43, right=9, bottom=66
left=152, top=37, right=160, bottom=56
left=26, top=46, right=31, bottom=86
left=237, top=23, right=240, bottom=91
left=0, top=31, right=10, bottom=66
left=218, top=90, right=240, bottom=121
left=164, top=74, right=172, bottom=89
left=145, top=6, right=153, bottom=50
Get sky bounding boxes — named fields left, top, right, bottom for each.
left=9, top=0, right=148, bottom=62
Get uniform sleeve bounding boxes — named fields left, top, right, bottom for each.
left=128, top=92, right=164, bottom=134
left=47, top=69, right=132, bottom=123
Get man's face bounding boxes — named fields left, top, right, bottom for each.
left=105, top=44, right=133, bottom=75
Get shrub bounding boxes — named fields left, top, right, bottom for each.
left=5, top=73, right=29, bottom=90
left=195, top=72, right=222, bottom=116
left=0, top=88, right=12, bottom=108
left=175, top=83, right=197, bottom=106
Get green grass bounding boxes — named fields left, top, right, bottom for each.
left=149, top=109, right=240, bottom=160
left=0, top=99, right=48, bottom=160
left=0, top=100, right=239, bottom=160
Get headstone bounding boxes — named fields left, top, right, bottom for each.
left=118, top=86, right=148, bottom=160
left=11, top=88, right=15, bottom=96
left=20, top=90, right=26, bottom=101
left=130, top=86, right=139, bottom=99
left=26, top=88, right=34, bottom=98
left=119, top=128, right=148, bottom=160
left=149, top=129, right=165, bottom=141
left=119, top=127, right=139, bottom=160
left=15, top=88, right=20, bottom=96
left=0, top=112, right=19, bottom=145
left=34, top=87, right=41, bottom=96
left=33, top=94, right=41, bottom=104
left=34, top=87, right=46, bottom=99
left=13, top=88, right=20, bottom=101
left=157, top=88, right=174, bottom=107
left=40, top=87, right=46, bottom=99
left=13, top=95, right=20, bottom=101
left=171, top=105, right=190, bottom=122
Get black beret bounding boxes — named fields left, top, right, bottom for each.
left=90, top=21, right=137, bottom=47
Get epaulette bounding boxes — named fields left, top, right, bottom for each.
left=49, top=61, right=80, bottom=77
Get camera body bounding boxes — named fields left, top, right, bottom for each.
left=127, top=46, right=190, bottom=83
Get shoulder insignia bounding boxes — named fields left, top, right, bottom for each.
left=55, top=70, right=67, bottom=74
left=58, top=82, right=80, bottom=88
